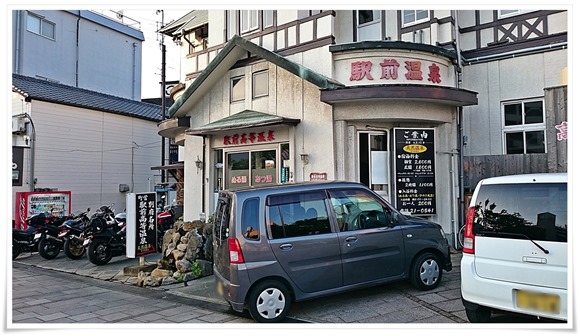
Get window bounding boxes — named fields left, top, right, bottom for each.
left=27, top=13, right=55, bottom=39
left=252, top=70, right=269, bottom=98
left=329, top=189, right=394, bottom=231
left=498, top=10, right=529, bottom=18
left=225, top=147, right=284, bottom=189
left=263, top=10, right=274, bottom=28
left=503, top=99, right=545, bottom=154
left=230, top=76, right=245, bottom=102
left=357, top=10, right=382, bottom=41
left=472, top=183, right=567, bottom=242
left=227, top=10, right=276, bottom=39
left=358, top=10, right=381, bottom=26
left=402, top=10, right=429, bottom=26
left=267, top=191, right=331, bottom=239
left=242, top=198, right=260, bottom=240
left=298, top=10, right=323, bottom=19
left=240, top=10, right=258, bottom=33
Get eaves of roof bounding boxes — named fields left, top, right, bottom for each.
left=186, top=110, right=300, bottom=135
left=168, top=35, right=345, bottom=118
left=12, top=74, right=164, bottom=122
left=158, top=10, right=207, bottom=35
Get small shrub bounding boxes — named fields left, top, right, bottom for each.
left=191, top=262, right=202, bottom=277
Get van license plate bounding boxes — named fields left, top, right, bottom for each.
left=515, top=290, right=560, bottom=314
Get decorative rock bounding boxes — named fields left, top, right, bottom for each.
left=151, top=268, right=173, bottom=279
left=161, top=277, right=177, bottom=285
left=183, top=273, right=197, bottom=282
left=177, top=243, right=188, bottom=252
left=176, top=259, right=192, bottom=273
left=171, top=249, right=185, bottom=260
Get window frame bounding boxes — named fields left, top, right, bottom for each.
left=27, top=12, right=56, bottom=40
left=401, top=10, right=429, bottom=27
left=501, top=99, right=546, bottom=154
left=240, top=10, right=259, bottom=34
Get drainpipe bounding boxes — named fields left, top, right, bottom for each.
left=75, top=11, right=81, bottom=87
left=132, top=42, right=137, bottom=100
left=14, top=10, right=22, bottom=74
left=454, top=10, right=465, bottom=250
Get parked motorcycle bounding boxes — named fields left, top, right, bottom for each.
left=12, top=225, right=40, bottom=260
left=58, top=208, right=91, bottom=259
left=156, top=204, right=176, bottom=253
left=26, top=211, right=73, bottom=260
left=84, top=205, right=127, bottom=266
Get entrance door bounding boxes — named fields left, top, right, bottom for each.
left=359, top=132, right=390, bottom=201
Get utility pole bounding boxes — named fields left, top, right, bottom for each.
left=157, top=10, right=166, bottom=185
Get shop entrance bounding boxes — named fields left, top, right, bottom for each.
left=358, top=131, right=391, bottom=202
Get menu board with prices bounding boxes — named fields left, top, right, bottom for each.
left=394, top=128, right=436, bottom=215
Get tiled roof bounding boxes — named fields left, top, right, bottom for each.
left=187, top=110, right=300, bottom=135
left=158, top=10, right=207, bottom=35
left=12, top=74, right=165, bottom=122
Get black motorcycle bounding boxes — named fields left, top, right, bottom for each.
left=58, top=208, right=91, bottom=259
left=12, top=225, right=40, bottom=260
left=85, top=205, right=127, bottom=266
left=25, top=212, right=72, bottom=260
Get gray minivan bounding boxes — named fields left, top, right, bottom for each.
left=213, top=181, right=452, bottom=322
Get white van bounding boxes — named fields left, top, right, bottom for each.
left=461, top=173, right=567, bottom=322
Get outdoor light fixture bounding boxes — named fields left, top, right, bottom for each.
left=195, top=156, right=203, bottom=170
left=300, top=153, right=309, bottom=165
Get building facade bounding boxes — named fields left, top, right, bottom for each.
left=12, top=10, right=145, bottom=100
left=158, top=9, right=568, bottom=247
left=11, top=10, right=168, bottom=219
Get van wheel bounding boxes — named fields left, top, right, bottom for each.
left=247, top=280, right=291, bottom=323
left=410, top=252, right=442, bottom=290
left=465, top=306, right=492, bottom=323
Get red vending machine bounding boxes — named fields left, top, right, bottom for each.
left=14, top=191, right=72, bottom=229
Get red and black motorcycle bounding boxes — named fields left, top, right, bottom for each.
left=156, top=205, right=176, bottom=253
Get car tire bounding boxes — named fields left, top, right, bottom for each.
left=247, top=280, right=291, bottom=323
left=465, top=306, right=492, bottom=323
left=410, top=252, right=442, bottom=290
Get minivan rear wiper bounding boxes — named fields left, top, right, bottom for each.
left=486, top=232, right=550, bottom=254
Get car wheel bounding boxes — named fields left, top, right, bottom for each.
left=247, top=280, right=291, bottom=323
left=410, top=252, right=442, bottom=290
left=465, top=306, right=492, bottom=323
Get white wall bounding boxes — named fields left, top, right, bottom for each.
left=462, top=49, right=567, bottom=156
left=11, top=95, right=161, bottom=215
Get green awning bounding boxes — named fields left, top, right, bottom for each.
left=186, top=110, right=300, bottom=135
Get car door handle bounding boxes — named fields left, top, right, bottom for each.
left=345, top=237, right=358, bottom=243
left=279, top=243, right=293, bottom=251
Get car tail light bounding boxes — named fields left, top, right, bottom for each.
left=463, top=206, right=476, bottom=254
left=227, top=237, right=245, bottom=264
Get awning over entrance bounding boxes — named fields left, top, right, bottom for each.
left=186, top=110, right=301, bottom=135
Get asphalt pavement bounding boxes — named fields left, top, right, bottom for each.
left=12, top=249, right=467, bottom=324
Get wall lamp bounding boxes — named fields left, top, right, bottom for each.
left=300, top=153, right=309, bottom=165
left=195, top=156, right=204, bottom=170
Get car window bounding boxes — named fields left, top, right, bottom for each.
left=214, top=194, right=231, bottom=242
left=241, top=198, right=260, bottom=240
left=328, top=189, right=393, bottom=231
left=473, top=182, right=567, bottom=242
left=266, top=191, right=331, bottom=239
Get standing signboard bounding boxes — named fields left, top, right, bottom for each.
left=394, top=128, right=436, bottom=215
left=126, top=192, right=157, bottom=258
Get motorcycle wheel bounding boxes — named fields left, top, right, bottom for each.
left=12, top=240, right=22, bottom=260
left=64, top=239, right=86, bottom=259
left=87, top=240, right=113, bottom=265
left=38, top=237, right=61, bottom=260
